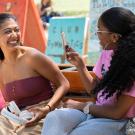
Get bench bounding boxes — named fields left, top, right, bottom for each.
left=62, top=71, right=96, bottom=102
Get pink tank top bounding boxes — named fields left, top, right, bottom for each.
left=1, top=76, right=53, bottom=108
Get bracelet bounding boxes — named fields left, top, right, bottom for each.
left=83, top=102, right=94, bottom=114
left=45, top=104, right=51, bottom=112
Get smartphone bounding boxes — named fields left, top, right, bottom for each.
left=61, top=32, right=69, bottom=52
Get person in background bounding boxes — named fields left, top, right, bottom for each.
left=38, top=0, right=62, bottom=29
left=0, top=13, right=69, bottom=134
left=5, top=2, right=12, bottom=12
left=41, top=7, right=135, bottom=135
left=38, top=0, right=53, bottom=23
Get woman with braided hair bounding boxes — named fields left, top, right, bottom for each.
left=41, top=7, right=135, bottom=135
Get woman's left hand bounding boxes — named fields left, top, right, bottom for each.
left=63, top=99, right=86, bottom=111
left=25, top=106, right=49, bottom=127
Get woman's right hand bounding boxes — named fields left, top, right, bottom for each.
left=65, top=46, right=85, bottom=69
left=26, top=106, right=49, bottom=127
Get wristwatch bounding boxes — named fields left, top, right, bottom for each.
left=83, top=102, right=94, bottom=114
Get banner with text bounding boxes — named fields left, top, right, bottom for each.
left=46, top=17, right=89, bottom=64
left=89, top=0, right=135, bottom=65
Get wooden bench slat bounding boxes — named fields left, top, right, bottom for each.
left=62, top=71, right=96, bottom=102
left=62, top=71, right=95, bottom=93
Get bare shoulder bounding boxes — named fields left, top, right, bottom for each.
left=22, top=46, right=52, bottom=66
left=21, top=46, right=38, bottom=52
left=21, top=47, right=60, bottom=75
left=21, top=46, right=43, bottom=58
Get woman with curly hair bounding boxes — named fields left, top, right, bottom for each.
left=41, top=7, right=135, bottom=135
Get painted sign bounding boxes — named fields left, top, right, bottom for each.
left=46, top=17, right=89, bottom=63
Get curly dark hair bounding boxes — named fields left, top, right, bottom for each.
left=93, top=7, right=135, bottom=99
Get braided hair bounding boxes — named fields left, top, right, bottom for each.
left=93, top=7, right=135, bottom=99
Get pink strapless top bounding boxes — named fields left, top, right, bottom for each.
left=1, top=76, right=53, bottom=108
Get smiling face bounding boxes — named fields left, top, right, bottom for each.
left=0, top=18, right=21, bottom=50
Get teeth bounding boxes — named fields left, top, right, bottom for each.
left=8, top=41, right=17, bottom=44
